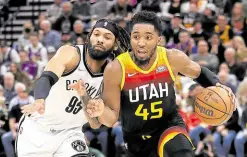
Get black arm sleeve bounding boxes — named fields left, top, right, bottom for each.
left=34, top=71, right=59, bottom=100
left=194, top=66, right=219, bottom=88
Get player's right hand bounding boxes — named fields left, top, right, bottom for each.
left=68, top=80, right=86, bottom=97
left=87, top=99, right=104, bottom=118
left=21, top=99, right=45, bottom=115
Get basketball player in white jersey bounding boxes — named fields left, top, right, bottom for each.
left=16, top=19, right=130, bottom=157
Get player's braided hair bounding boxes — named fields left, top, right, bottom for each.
left=87, top=19, right=130, bottom=59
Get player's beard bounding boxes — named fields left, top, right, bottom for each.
left=132, top=47, right=156, bottom=66
left=87, top=42, right=112, bottom=61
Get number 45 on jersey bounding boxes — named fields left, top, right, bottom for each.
left=135, top=101, right=163, bottom=120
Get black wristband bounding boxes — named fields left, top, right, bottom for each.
left=34, top=71, right=59, bottom=100
left=194, top=67, right=219, bottom=88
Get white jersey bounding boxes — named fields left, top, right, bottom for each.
left=30, top=45, right=104, bottom=130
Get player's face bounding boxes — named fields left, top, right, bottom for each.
left=131, top=23, right=160, bottom=65
left=88, top=28, right=116, bottom=60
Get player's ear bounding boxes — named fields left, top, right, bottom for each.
left=157, top=36, right=161, bottom=45
left=114, top=41, right=119, bottom=51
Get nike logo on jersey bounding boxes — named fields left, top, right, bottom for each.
left=128, top=73, right=137, bottom=77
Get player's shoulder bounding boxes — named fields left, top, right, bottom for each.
left=165, top=47, right=188, bottom=61
left=105, top=58, right=122, bottom=74
left=55, top=45, right=80, bottom=59
left=116, top=51, right=129, bottom=61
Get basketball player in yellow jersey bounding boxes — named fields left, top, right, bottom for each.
left=71, top=11, right=236, bottom=157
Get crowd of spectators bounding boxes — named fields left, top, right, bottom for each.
left=0, top=0, right=247, bottom=157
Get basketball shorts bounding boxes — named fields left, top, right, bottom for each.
left=123, top=126, right=194, bottom=157
left=16, top=116, right=89, bottom=157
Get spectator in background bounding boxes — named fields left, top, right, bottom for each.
left=219, top=63, right=238, bottom=87
left=0, top=41, right=20, bottom=71
left=214, top=15, right=234, bottom=46
left=176, top=31, right=194, bottom=55
left=3, top=72, right=16, bottom=106
left=19, top=50, right=38, bottom=80
left=165, top=13, right=184, bottom=47
left=224, top=0, right=242, bottom=17
left=24, top=32, right=48, bottom=67
left=53, top=1, right=78, bottom=33
left=209, top=33, right=226, bottom=64
left=224, top=47, right=246, bottom=81
left=72, top=0, right=91, bottom=23
left=61, top=32, right=73, bottom=45
left=218, top=70, right=237, bottom=93
left=159, top=0, right=182, bottom=20
left=76, top=36, right=86, bottom=45
left=108, top=0, right=133, bottom=21
left=182, top=3, right=201, bottom=30
left=190, top=40, right=219, bottom=72
left=35, top=13, right=47, bottom=32
left=200, top=3, right=216, bottom=35
left=84, top=125, right=108, bottom=156
left=91, top=0, right=113, bottom=19
left=232, top=36, right=247, bottom=63
left=71, top=20, right=85, bottom=44
left=9, top=63, right=32, bottom=91
left=231, top=17, right=247, bottom=44
left=213, top=110, right=241, bottom=157
left=181, top=0, right=208, bottom=13
left=41, top=20, right=61, bottom=49
left=191, top=20, right=209, bottom=44
left=111, top=122, right=125, bottom=157
left=16, top=21, right=34, bottom=51
left=46, top=0, right=63, bottom=24
left=47, top=46, right=56, bottom=61
left=234, top=79, right=247, bottom=157
left=235, top=107, right=247, bottom=157
left=135, top=0, right=162, bottom=13
left=1, top=84, right=30, bottom=157
left=8, top=83, right=34, bottom=111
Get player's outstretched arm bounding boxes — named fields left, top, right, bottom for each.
left=167, top=49, right=235, bottom=106
left=97, top=60, right=122, bottom=127
left=22, top=45, right=80, bottom=114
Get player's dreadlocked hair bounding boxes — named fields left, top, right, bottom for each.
left=87, top=19, right=130, bottom=59
left=131, top=11, right=163, bottom=35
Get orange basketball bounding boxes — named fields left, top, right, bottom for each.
left=194, top=86, right=234, bottom=126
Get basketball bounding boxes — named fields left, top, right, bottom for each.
left=194, top=86, right=234, bottom=126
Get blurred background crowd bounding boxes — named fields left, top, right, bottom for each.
left=0, top=0, right=247, bottom=157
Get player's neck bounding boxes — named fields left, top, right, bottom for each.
left=85, top=51, right=106, bottom=73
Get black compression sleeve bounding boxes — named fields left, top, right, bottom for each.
left=194, top=67, right=219, bottom=88
left=34, top=71, right=59, bottom=100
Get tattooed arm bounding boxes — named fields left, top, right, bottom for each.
left=69, top=80, right=102, bottom=129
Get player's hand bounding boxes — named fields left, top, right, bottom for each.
left=86, top=99, right=104, bottom=118
left=216, top=83, right=236, bottom=111
left=21, top=99, right=45, bottom=115
left=68, top=80, right=86, bottom=97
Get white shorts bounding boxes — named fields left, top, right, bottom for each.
left=16, top=116, right=89, bottom=157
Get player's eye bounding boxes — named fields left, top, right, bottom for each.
left=133, top=35, right=139, bottom=40
left=94, top=33, right=99, bottom=36
left=105, top=36, right=111, bottom=40
left=146, top=35, right=152, bottom=40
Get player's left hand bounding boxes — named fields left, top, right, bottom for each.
left=216, top=83, right=236, bottom=111
left=86, top=99, right=104, bottom=118
left=68, top=80, right=86, bottom=97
